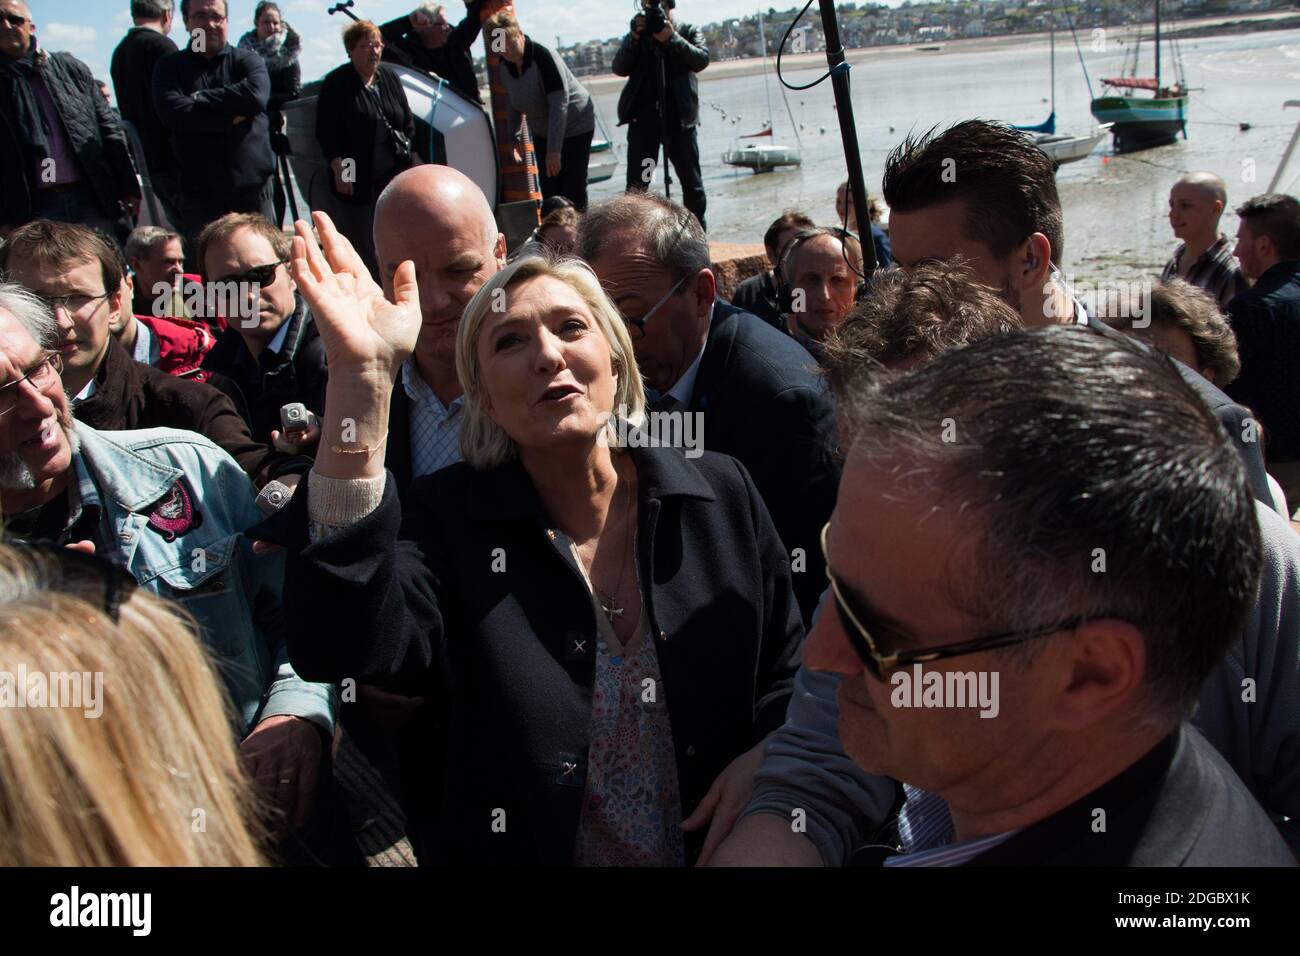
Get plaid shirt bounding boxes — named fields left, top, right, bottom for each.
left=1161, top=235, right=1250, bottom=311
left=401, top=358, right=466, bottom=478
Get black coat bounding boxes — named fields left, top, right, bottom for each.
left=727, top=272, right=784, bottom=332
left=689, top=301, right=841, bottom=624
left=612, top=21, right=708, bottom=129
left=968, top=725, right=1295, bottom=865
left=1226, top=261, right=1300, bottom=463
left=314, top=63, right=416, bottom=205
left=1086, top=313, right=1273, bottom=506
left=74, top=339, right=308, bottom=488
left=110, top=27, right=179, bottom=180
left=152, top=42, right=274, bottom=197
left=255, top=442, right=803, bottom=865
left=380, top=4, right=483, bottom=105
left=200, top=294, right=327, bottom=445
left=0, top=49, right=141, bottom=227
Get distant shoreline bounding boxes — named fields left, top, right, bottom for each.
left=581, top=10, right=1300, bottom=95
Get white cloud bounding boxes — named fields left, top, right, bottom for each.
left=40, top=22, right=98, bottom=55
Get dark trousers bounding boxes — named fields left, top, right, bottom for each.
left=625, top=110, right=706, bottom=230
left=30, top=183, right=120, bottom=241
left=180, top=177, right=275, bottom=273
left=534, top=129, right=595, bottom=213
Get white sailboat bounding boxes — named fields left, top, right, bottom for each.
left=723, top=10, right=802, bottom=174
left=1014, top=26, right=1110, bottom=167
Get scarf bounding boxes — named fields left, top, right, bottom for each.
left=238, top=27, right=300, bottom=73
left=0, top=45, right=50, bottom=156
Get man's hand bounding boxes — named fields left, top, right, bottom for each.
left=64, top=540, right=96, bottom=554
left=631, top=14, right=645, bottom=37
left=240, top=714, right=323, bottom=830
left=653, top=22, right=674, bottom=43
left=680, top=736, right=769, bottom=865
left=546, top=151, right=562, bottom=178
left=271, top=419, right=321, bottom=453
left=510, top=145, right=524, bottom=166
left=121, top=196, right=140, bottom=218
left=232, top=115, right=248, bottom=125
left=705, top=812, right=825, bottom=867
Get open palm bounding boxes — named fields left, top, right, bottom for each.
left=290, top=212, right=420, bottom=374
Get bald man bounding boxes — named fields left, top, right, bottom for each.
left=1162, top=172, right=1250, bottom=310
left=373, top=164, right=506, bottom=495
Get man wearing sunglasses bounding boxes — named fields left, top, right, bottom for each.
left=198, top=213, right=327, bottom=449
left=0, top=281, right=338, bottom=844
left=0, top=219, right=306, bottom=489
left=579, top=192, right=839, bottom=626
left=716, top=324, right=1296, bottom=867
left=0, top=0, right=141, bottom=240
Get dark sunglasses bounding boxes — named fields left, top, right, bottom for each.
left=210, top=259, right=288, bottom=287
left=819, top=522, right=1095, bottom=681
left=4, top=538, right=138, bottom=623
left=0, top=12, right=28, bottom=27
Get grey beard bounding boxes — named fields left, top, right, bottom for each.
left=0, top=418, right=79, bottom=494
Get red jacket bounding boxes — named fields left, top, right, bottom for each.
left=134, top=313, right=216, bottom=377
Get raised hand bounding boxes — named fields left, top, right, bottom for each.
left=290, top=212, right=420, bottom=377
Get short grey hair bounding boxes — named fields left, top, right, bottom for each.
left=456, top=254, right=646, bottom=470
left=415, top=2, right=444, bottom=20
left=576, top=194, right=710, bottom=282
left=131, top=0, right=175, bottom=21
left=0, top=282, right=58, bottom=350
left=124, top=225, right=183, bottom=262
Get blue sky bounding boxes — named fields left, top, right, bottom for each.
left=32, top=0, right=904, bottom=97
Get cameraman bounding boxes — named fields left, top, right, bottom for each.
left=613, top=0, right=709, bottom=229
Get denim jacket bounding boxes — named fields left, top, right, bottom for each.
left=74, top=422, right=336, bottom=737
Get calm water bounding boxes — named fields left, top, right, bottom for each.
left=586, top=28, right=1300, bottom=282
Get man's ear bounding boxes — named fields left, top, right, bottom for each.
left=1014, top=232, right=1054, bottom=293
left=693, top=267, right=716, bottom=320
left=494, top=232, right=507, bottom=265
left=1049, top=618, right=1148, bottom=732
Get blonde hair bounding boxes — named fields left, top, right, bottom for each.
left=456, top=254, right=646, bottom=470
left=484, top=9, right=519, bottom=41
left=0, top=545, right=267, bottom=866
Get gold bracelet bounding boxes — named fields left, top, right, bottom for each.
left=328, top=433, right=389, bottom=455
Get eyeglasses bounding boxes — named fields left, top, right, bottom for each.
left=0, top=11, right=29, bottom=27
left=4, top=538, right=137, bottom=623
left=0, top=351, right=62, bottom=419
left=622, top=273, right=689, bottom=341
left=819, top=522, right=1094, bottom=681
left=35, top=291, right=112, bottom=315
left=210, top=259, right=288, bottom=287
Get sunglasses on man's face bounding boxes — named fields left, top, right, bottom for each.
left=210, top=259, right=288, bottom=287
left=818, top=522, right=1098, bottom=681
left=0, top=12, right=29, bottom=27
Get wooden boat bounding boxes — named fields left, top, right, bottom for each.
left=1090, top=0, right=1188, bottom=153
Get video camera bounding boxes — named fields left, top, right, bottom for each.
left=634, top=0, right=674, bottom=37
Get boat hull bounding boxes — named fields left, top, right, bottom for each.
left=1090, top=95, right=1188, bottom=153
left=722, top=145, right=802, bottom=173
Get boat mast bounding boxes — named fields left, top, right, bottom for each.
left=759, top=10, right=774, bottom=134
left=1155, top=0, right=1162, bottom=91
left=1050, top=23, right=1056, bottom=116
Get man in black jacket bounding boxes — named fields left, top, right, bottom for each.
left=802, top=328, right=1293, bottom=866
left=198, top=212, right=327, bottom=446
left=883, top=120, right=1275, bottom=508
left=1226, top=193, right=1300, bottom=513
left=729, top=210, right=814, bottom=332
left=153, top=0, right=275, bottom=271
left=110, top=0, right=181, bottom=228
left=0, top=0, right=141, bottom=238
left=613, top=0, right=709, bottom=229
left=579, top=193, right=839, bottom=626
left=0, top=219, right=305, bottom=488
left=380, top=1, right=483, bottom=105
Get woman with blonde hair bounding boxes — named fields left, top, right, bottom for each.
left=256, top=214, right=803, bottom=866
left=0, top=543, right=266, bottom=866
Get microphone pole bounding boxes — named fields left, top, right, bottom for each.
left=816, top=0, right=876, bottom=277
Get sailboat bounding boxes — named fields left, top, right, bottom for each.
left=723, top=10, right=802, bottom=173
left=1014, top=26, right=1110, bottom=167
left=1090, top=0, right=1189, bottom=153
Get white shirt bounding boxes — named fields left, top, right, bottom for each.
left=401, top=357, right=466, bottom=478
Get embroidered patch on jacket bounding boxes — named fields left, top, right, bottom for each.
left=145, top=479, right=204, bottom=541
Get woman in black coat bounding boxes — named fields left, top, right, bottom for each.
left=238, top=2, right=302, bottom=227
left=314, top=21, right=416, bottom=280
left=258, top=220, right=804, bottom=866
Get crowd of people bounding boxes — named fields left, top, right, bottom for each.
left=1, top=0, right=1299, bottom=870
